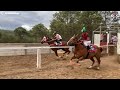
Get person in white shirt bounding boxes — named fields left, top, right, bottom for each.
left=111, top=35, right=118, bottom=45
left=53, top=32, right=62, bottom=45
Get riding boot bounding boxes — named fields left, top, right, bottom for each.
left=90, top=45, right=94, bottom=50
left=86, top=46, right=90, bottom=50
left=55, top=42, right=58, bottom=45
left=58, top=41, right=62, bottom=45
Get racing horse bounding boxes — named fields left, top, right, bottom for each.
left=67, top=34, right=103, bottom=70
left=41, top=36, right=71, bottom=58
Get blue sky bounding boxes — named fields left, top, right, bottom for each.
left=0, top=11, right=57, bottom=30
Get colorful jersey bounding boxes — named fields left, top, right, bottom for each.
left=81, top=32, right=89, bottom=40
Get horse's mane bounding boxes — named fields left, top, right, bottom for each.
left=75, top=41, right=86, bottom=49
left=45, top=36, right=56, bottom=44
left=46, top=36, right=52, bottom=41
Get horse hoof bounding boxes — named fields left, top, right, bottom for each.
left=96, top=67, right=100, bottom=70
left=87, top=66, right=93, bottom=69
left=59, top=56, right=62, bottom=58
left=66, top=55, right=69, bottom=57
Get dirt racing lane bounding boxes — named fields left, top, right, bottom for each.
left=0, top=53, right=120, bottom=79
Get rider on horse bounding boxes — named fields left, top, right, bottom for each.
left=53, top=32, right=62, bottom=45
left=81, top=24, right=94, bottom=51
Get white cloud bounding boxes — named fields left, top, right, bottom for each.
left=21, top=25, right=33, bottom=31
left=0, top=11, right=57, bottom=30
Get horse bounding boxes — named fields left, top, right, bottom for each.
left=67, top=34, right=103, bottom=70
left=41, top=36, right=71, bottom=58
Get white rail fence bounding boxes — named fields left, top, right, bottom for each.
left=0, top=46, right=74, bottom=69
left=0, top=43, right=49, bottom=56
left=0, top=45, right=116, bottom=69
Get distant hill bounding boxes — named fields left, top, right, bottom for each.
left=0, top=29, right=14, bottom=35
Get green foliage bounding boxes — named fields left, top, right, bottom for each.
left=0, top=32, right=2, bottom=38
left=31, top=23, right=49, bottom=42
left=14, top=27, right=28, bottom=41
left=0, top=11, right=117, bottom=43
left=0, top=30, right=16, bottom=43
left=50, top=11, right=103, bottom=40
left=0, top=24, right=49, bottom=43
left=79, top=11, right=103, bottom=39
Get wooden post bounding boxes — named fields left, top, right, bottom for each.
left=24, top=44, right=27, bottom=55
left=107, top=32, right=109, bottom=55
left=117, top=30, right=120, bottom=63
left=37, top=48, right=41, bottom=68
left=94, top=34, right=100, bottom=47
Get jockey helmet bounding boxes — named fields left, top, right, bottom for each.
left=81, top=27, right=87, bottom=32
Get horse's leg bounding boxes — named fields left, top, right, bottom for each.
left=69, top=55, right=76, bottom=65
left=75, top=56, right=84, bottom=66
left=61, top=51, right=66, bottom=58
left=95, top=55, right=101, bottom=70
left=87, top=57, right=95, bottom=69
left=54, top=50, right=59, bottom=57
left=61, top=48, right=70, bottom=58
left=66, top=49, right=71, bottom=56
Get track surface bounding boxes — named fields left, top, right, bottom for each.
left=0, top=53, right=120, bottom=79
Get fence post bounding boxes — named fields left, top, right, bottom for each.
left=24, top=44, right=27, bottom=55
left=117, top=30, right=120, bottom=64
left=107, top=33, right=109, bottom=55
left=37, top=48, right=41, bottom=68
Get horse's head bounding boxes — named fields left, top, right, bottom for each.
left=41, top=36, right=47, bottom=44
left=67, top=34, right=81, bottom=46
left=41, top=36, right=52, bottom=44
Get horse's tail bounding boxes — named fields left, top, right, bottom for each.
left=99, top=47, right=103, bottom=52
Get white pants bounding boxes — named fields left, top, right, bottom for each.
left=83, top=41, right=91, bottom=46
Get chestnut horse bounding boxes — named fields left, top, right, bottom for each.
left=41, top=36, right=70, bottom=58
left=67, top=34, right=103, bottom=70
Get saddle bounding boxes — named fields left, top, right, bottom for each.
left=79, top=40, right=96, bottom=52
left=83, top=45, right=97, bottom=59
left=88, top=45, right=96, bottom=52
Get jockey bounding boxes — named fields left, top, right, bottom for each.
left=53, top=32, right=62, bottom=45
left=81, top=25, right=92, bottom=50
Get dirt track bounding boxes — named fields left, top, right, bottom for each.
left=0, top=53, right=120, bottom=79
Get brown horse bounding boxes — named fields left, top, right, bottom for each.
left=67, top=34, right=103, bottom=70
left=41, top=36, right=71, bottom=58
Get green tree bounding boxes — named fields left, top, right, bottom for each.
left=14, top=27, right=28, bottom=42
left=0, top=33, right=17, bottom=43
left=50, top=11, right=103, bottom=41
left=0, top=32, right=2, bottom=39
left=79, top=11, right=103, bottom=39
left=31, top=23, right=48, bottom=42
left=50, top=11, right=82, bottom=41
left=99, top=11, right=114, bottom=26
